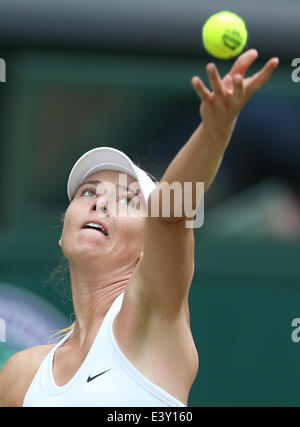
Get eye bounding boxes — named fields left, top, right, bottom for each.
left=118, top=195, right=134, bottom=206
left=82, top=188, right=96, bottom=198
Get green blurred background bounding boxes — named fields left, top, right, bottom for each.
left=0, top=0, right=300, bottom=406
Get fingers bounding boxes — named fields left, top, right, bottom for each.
left=232, top=74, right=244, bottom=101
left=192, top=63, right=244, bottom=104
left=245, top=57, right=279, bottom=99
left=229, top=49, right=258, bottom=78
left=191, top=53, right=279, bottom=108
left=223, top=74, right=234, bottom=94
left=191, top=63, right=226, bottom=101
left=191, top=76, right=211, bottom=101
left=206, top=63, right=225, bottom=97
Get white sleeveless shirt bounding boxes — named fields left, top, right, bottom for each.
left=23, top=292, right=186, bottom=407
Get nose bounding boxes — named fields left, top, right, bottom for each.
left=90, top=197, right=109, bottom=216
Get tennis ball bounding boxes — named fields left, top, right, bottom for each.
left=202, top=11, right=248, bottom=59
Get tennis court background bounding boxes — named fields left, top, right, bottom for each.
left=0, top=0, right=300, bottom=406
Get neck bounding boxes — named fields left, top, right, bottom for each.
left=68, top=257, right=139, bottom=346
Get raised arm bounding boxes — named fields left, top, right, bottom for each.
left=153, top=49, right=279, bottom=218
left=130, top=50, right=279, bottom=314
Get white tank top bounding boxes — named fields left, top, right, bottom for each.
left=23, top=292, right=186, bottom=407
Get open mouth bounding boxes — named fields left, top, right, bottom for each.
left=82, top=222, right=108, bottom=236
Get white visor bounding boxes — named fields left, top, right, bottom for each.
left=67, top=147, right=157, bottom=207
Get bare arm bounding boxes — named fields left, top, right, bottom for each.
left=151, top=49, right=279, bottom=219
left=135, top=50, right=279, bottom=312
left=0, top=352, right=25, bottom=407
left=0, top=346, right=53, bottom=407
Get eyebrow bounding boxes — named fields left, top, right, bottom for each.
left=75, top=180, right=139, bottom=195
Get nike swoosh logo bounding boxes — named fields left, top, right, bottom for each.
left=87, top=368, right=112, bottom=383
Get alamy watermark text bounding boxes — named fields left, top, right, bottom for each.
left=76, top=174, right=205, bottom=228
left=291, top=58, right=300, bottom=83
left=0, top=318, right=6, bottom=342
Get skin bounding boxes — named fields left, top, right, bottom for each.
left=58, top=170, right=147, bottom=346
left=0, top=49, right=279, bottom=407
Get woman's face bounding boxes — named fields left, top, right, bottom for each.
left=59, top=170, right=146, bottom=270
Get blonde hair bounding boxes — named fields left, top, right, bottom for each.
left=50, top=323, right=75, bottom=342
left=47, top=212, right=75, bottom=342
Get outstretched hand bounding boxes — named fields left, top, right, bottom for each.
left=191, top=49, right=279, bottom=137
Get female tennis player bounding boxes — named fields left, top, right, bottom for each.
left=0, top=49, right=278, bottom=407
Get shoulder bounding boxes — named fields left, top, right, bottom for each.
left=0, top=344, right=54, bottom=407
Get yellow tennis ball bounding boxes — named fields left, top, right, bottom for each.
left=202, top=11, right=248, bottom=59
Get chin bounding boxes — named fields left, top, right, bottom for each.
left=62, top=239, right=106, bottom=263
